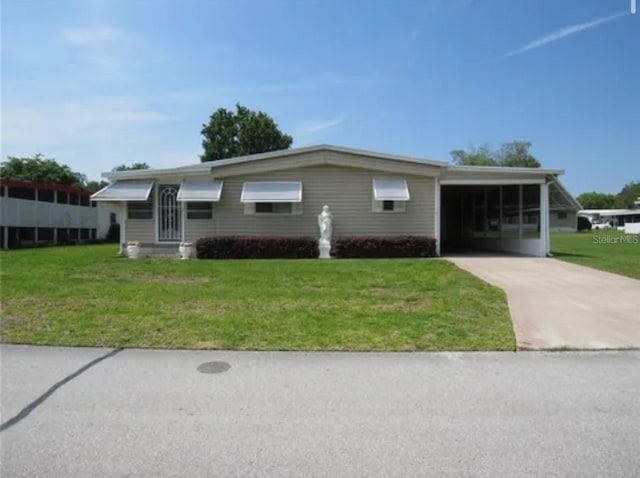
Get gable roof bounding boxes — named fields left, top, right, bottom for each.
left=103, top=144, right=567, bottom=182
left=104, top=144, right=448, bottom=180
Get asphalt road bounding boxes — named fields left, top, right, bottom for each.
left=1, top=345, right=639, bottom=477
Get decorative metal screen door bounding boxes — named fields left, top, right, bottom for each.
left=158, top=185, right=182, bottom=241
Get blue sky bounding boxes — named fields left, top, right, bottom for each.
left=2, top=0, right=638, bottom=195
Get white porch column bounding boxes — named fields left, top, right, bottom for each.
left=540, top=182, right=550, bottom=257
left=434, top=178, right=440, bottom=256
left=518, top=184, right=523, bottom=242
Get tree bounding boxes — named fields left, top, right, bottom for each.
left=112, top=162, right=150, bottom=171
left=85, top=180, right=110, bottom=192
left=449, top=144, right=496, bottom=166
left=576, top=192, right=617, bottom=209
left=0, top=154, right=86, bottom=186
left=496, top=141, right=541, bottom=168
left=613, top=181, right=640, bottom=209
left=450, top=141, right=541, bottom=168
left=200, top=103, right=293, bottom=162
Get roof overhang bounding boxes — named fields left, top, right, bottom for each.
left=549, top=178, right=582, bottom=211
left=102, top=145, right=449, bottom=181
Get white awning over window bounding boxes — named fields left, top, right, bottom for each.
left=373, top=178, right=410, bottom=201
left=176, top=180, right=223, bottom=202
left=90, top=181, right=154, bottom=201
left=241, top=181, right=302, bottom=203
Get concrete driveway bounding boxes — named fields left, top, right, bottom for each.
left=449, top=257, right=640, bottom=350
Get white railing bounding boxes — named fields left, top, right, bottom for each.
left=0, top=197, right=98, bottom=228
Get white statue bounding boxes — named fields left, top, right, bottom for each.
left=318, top=205, right=333, bottom=244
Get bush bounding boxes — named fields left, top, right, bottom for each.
left=332, top=236, right=437, bottom=258
left=196, top=236, right=318, bottom=259
left=577, top=216, right=592, bottom=232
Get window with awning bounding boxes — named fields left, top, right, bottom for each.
left=176, top=180, right=223, bottom=202
left=372, top=178, right=410, bottom=213
left=90, top=181, right=154, bottom=201
left=372, top=179, right=410, bottom=201
left=241, top=181, right=302, bottom=203
left=241, top=181, right=303, bottom=215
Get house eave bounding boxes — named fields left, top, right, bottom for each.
left=102, top=144, right=449, bottom=181
left=445, top=165, right=565, bottom=176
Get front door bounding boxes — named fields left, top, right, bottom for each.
left=158, top=184, right=181, bottom=242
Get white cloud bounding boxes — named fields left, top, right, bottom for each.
left=60, top=25, right=140, bottom=81
left=298, top=116, right=345, bottom=134
left=2, top=97, right=175, bottom=146
left=503, top=11, right=628, bottom=58
left=61, top=26, right=130, bottom=45
left=289, top=115, right=345, bottom=146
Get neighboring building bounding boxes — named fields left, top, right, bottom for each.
left=91, top=144, right=578, bottom=257
left=578, top=209, right=640, bottom=231
left=548, top=183, right=582, bottom=232
left=96, top=201, right=122, bottom=239
left=0, top=178, right=97, bottom=249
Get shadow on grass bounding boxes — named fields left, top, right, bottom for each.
left=551, top=251, right=591, bottom=259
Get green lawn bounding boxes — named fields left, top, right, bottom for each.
left=552, top=230, right=640, bottom=279
left=0, top=245, right=514, bottom=351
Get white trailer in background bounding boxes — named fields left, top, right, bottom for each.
left=578, top=209, right=640, bottom=233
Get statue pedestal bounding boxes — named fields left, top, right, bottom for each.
left=318, top=241, right=331, bottom=259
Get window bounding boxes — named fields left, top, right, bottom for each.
left=187, top=202, right=213, bottom=220
left=245, top=202, right=302, bottom=215
left=372, top=178, right=409, bottom=213
left=128, top=200, right=153, bottom=220
left=37, top=189, right=55, bottom=202
left=8, top=187, right=36, bottom=200
left=373, top=199, right=406, bottom=213
left=110, top=212, right=117, bottom=224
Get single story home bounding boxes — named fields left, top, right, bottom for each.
left=91, top=144, right=578, bottom=257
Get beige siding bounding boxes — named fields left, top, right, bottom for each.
left=212, top=165, right=435, bottom=237
left=125, top=219, right=154, bottom=243
left=186, top=219, right=215, bottom=242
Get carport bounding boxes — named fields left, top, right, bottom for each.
left=437, top=167, right=574, bottom=257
